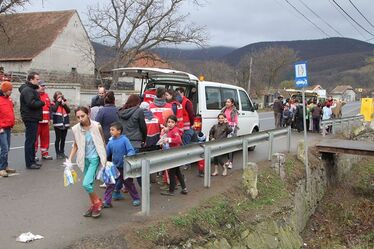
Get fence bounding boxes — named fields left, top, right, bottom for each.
left=320, top=115, right=364, bottom=136
left=124, top=127, right=291, bottom=215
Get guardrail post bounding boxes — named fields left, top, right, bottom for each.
left=204, top=146, right=211, bottom=188
left=347, top=120, right=351, bottom=133
left=332, top=120, right=336, bottom=135
left=268, top=132, right=274, bottom=161
left=287, top=126, right=291, bottom=153
left=242, top=140, right=248, bottom=170
left=141, top=159, right=150, bottom=216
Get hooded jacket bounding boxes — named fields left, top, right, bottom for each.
left=118, top=106, right=147, bottom=149
left=19, top=82, right=44, bottom=122
left=0, top=91, right=15, bottom=129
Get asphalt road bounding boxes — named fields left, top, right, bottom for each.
left=0, top=101, right=361, bottom=249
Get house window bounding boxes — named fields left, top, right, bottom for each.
left=71, top=67, right=77, bottom=74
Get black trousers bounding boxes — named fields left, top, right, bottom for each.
left=24, top=121, right=38, bottom=168
left=313, top=117, right=320, bottom=132
left=54, top=127, right=68, bottom=155
left=169, top=166, right=186, bottom=192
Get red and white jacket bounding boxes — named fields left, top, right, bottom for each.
left=143, top=89, right=157, bottom=103
left=39, top=92, right=51, bottom=124
left=169, top=100, right=184, bottom=133
left=0, top=93, right=15, bottom=129
left=181, top=96, right=194, bottom=130
left=161, top=126, right=182, bottom=148
left=149, top=102, right=172, bottom=128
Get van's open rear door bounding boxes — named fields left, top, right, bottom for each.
left=113, top=67, right=199, bottom=94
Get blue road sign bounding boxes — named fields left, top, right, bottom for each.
left=295, top=61, right=308, bottom=88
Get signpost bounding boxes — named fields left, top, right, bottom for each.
left=294, top=61, right=309, bottom=188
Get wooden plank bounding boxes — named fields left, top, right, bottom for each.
left=316, top=139, right=374, bottom=156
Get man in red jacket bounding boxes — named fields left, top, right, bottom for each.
left=35, top=81, right=52, bottom=160
left=0, top=81, right=16, bottom=177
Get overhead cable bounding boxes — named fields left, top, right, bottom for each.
left=328, top=0, right=366, bottom=39
left=283, top=0, right=330, bottom=37
left=331, top=0, right=374, bottom=37
left=297, top=0, right=343, bottom=36
left=348, top=0, right=374, bottom=30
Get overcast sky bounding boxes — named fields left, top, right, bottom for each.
left=25, top=0, right=374, bottom=48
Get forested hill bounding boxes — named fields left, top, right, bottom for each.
left=223, top=37, right=374, bottom=65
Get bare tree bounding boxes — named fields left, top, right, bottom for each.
left=0, top=0, right=31, bottom=39
left=238, top=47, right=297, bottom=90
left=86, top=0, right=208, bottom=89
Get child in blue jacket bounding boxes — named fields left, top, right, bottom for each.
left=103, top=122, right=140, bottom=207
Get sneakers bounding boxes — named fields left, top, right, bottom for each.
left=132, top=199, right=141, bottom=206
left=83, top=206, right=93, bottom=217
left=42, top=155, right=53, bottom=160
left=91, top=200, right=103, bottom=218
left=99, top=183, right=107, bottom=188
left=0, top=170, right=8, bottom=177
left=160, top=190, right=175, bottom=196
left=35, top=156, right=39, bottom=161
left=198, top=171, right=204, bottom=177
left=112, top=191, right=125, bottom=201
left=226, top=161, right=233, bottom=169
left=102, top=202, right=113, bottom=208
left=181, top=188, right=188, bottom=195
left=5, top=167, right=16, bottom=174
left=56, top=154, right=66, bottom=160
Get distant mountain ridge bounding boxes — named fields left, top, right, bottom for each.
left=223, top=37, right=374, bottom=65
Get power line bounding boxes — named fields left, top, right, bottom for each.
left=331, top=0, right=374, bottom=37
left=328, top=0, right=366, bottom=40
left=297, top=0, right=343, bottom=37
left=348, top=0, right=374, bottom=30
left=283, top=0, right=330, bottom=37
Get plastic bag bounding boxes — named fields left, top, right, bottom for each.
left=157, top=134, right=170, bottom=150
left=63, top=159, right=78, bottom=187
left=97, top=162, right=120, bottom=185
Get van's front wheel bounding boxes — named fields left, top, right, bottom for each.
left=248, top=128, right=259, bottom=151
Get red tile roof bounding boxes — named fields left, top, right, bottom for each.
left=0, top=10, right=75, bottom=61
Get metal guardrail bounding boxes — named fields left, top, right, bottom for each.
left=320, top=115, right=364, bottom=136
left=124, top=127, right=291, bottom=215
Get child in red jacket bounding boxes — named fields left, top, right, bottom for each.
left=159, top=115, right=188, bottom=196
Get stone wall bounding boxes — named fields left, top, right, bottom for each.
left=195, top=152, right=362, bottom=249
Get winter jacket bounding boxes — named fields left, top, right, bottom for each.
left=0, top=91, right=15, bottom=129
left=39, top=92, right=51, bottom=124
left=149, top=98, right=172, bottom=127
left=209, top=122, right=233, bottom=141
left=311, top=106, right=322, bottom=119
left=273, top=99, right=283, bottom=113
left=19, top=82, right=44, bottom=122
left=160, top=126, right=182, bottom=148
left=51, top=101, right=70, bottom=130
left=91, top=95, right=104, bottom=107
left=95, top=104, right=119, bottom=143
left=118, top=106, right=147, bottom=149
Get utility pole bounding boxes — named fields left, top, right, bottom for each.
left=247, top=57, right=253, bottom=93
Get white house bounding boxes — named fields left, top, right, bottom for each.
left=330, top=85, right=356, bottom=102
left=0, top=10, right=95, bottom=84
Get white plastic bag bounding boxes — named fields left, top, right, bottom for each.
left=63, top=159, right=78, bottom=187
left=16, top=232, right=44, bottom=243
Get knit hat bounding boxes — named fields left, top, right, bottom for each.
left=1, top=81, right=12, bottom=92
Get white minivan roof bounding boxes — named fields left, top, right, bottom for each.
left=113, top=67, right=199, bottom=82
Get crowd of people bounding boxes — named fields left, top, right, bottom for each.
left=0, top=74, right=240, bottom=218
left=273, top=95, right=346, bottom=134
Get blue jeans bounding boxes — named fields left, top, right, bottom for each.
left=24, top=121, right=38, bottom=168
left=182, top=128, right=195, bottom=145
left=0, top=128, right=11, bottom=170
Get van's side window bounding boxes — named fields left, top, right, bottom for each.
left=221, top=88, right=239, bottom=105
left=205, top=87, right=222, bottom=110
left=239, top=90, right=253, bottom=111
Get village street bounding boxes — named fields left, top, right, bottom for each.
left=0, top=103, right=360, bottom=249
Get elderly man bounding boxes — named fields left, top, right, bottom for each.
left=19, top=72, right=45, bottom=169
left=0, top=81, right=16, bottom=177
left=90, top=84, right=106, bottom=107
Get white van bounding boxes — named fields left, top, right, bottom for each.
left=114, top=67, right=260, bottom=145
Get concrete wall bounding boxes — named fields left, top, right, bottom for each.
left=10, top=82, right=81, bottom=110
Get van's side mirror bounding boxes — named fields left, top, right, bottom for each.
left=253, top=103, right=259, bottom=111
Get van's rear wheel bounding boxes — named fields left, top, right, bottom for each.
left=248, top=128, right=258, bottom=151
